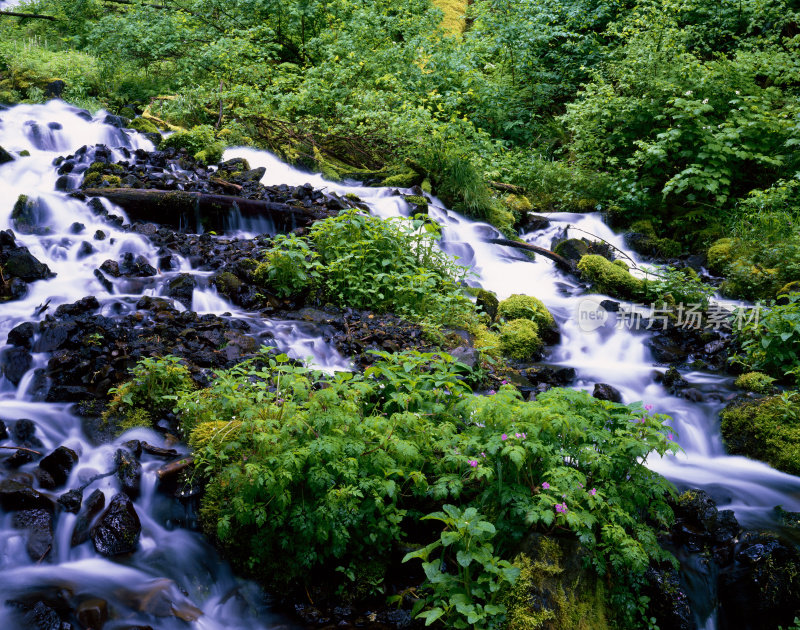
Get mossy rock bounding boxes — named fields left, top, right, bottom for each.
left=499, top=319, right=542, bottom=361
left=504, top=534, right=609, bottom=630
left=734, top=372, right=775, bottom=393
left=382, top=171, right=422, bottom=188
left=553, top=239, right=589, bottom=262
left=486, top=203, right=518, bottom=239
left=475, top=288, right=499, bottom=320
left=720, top=260, right=779, bottom=301
left=128, top=117, right=159, bottom=134
left=504, top=193, right=533, bottom=214
left=471, top=324, right=502, bottom=360
left=707, top=238, right=735, bottom=274
left=497, top=294, right=555, bottom=332
left=117, top=408, right=153, bottom=434
left=83, top=172, right=122, bottom=188
left=162, top=125, right=224, bottom=165
left=11, top=194, right=50, bottom=234
left=577, top=255, right=644, bottom=300
left=612, top=259, right=629, bottom=270
left=778, top=281, right=800, bottom=297
left=213, top=272, right=242, bottom=297
left=720, top=395, right=800, bottom=475
left=403, top=195, right=429, bottom=214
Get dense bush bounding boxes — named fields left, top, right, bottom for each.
left=111, top=349, right=684, bottom=627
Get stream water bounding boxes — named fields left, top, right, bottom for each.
left=1, top=101, right=799, bottom=628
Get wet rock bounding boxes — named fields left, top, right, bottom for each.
left=518, top=213, right=550, bottom=233
left=23, top=601, right=62, bottom=630
left=165, top=273, right=196, bottom=307
left=119, top=252, right=157, bottom=277
left=76, top=598, right=108, bottom=630
left=643, top=567, right=695, bottom=630
left=77, top=241, right=95, bottom=259
left=0, top=144, right=14, bottom=164
left=592, top=382, right=623, bottom=403
left=0, top=479, right=54, bottom=512
left=91, top=493, right=141, bottom=556
left=475, top=289, right=499, bottom=320
left=0, top=419, right=7, bottom=440
left=94, top=230, right=106, bottom=241
left=115, top=448, right=142, bottom=499
left=718, top=531, right=800, bottom=630
left=39, top=446, right=79, bottom=487
left=69, top=222, right=85, bottom=234
left=552, top=238, right=590, bottom=262
left=53, top=296, right=100, bottom=318
left=13, top=508, right=53, bottom=561
left=71, top=488, right=105, bottom=547
left=0, top=230, right=54, bottom=285
left=8, top=321, right=36, bottom=348
left=57, top=488, right=82, bottom=513
left=449, top=346, right=479, bottom=368
left=44, top=80, right=65, bottom=99
left=11, top=194, right=51, bottom=235
left=659, top=366, right=689, bottom=391
left=682, top=387, right=704, bottom=402
left=12, top=418, right=43, bottom=446
left=1, top=346, right=33, bottom=385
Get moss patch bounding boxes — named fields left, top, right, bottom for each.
left=720, top=395, right=800, bottom=475
left=734, top=372, right=775, bottom=393
left=432, top=0, right=468, bottom=35
left=577, top=255, right=644, bottom=300
left=497, top=294, right=555, bottom=331
left=499, top=318, right=542, bottom=360
left=504, top=535, right=610, bottom=630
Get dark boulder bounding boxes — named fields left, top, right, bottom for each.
left=165, top=273, right=196, bottom=308
left=0, top=479, right=54, bottom=512
left=643, top=567, right=695, bottom=630
left=11, top=194, right=50, bottom=235
left=39, top=446, right=79, bottom=487
left=115, top=448, right=142, bottom=499
left=76, top=598, right=108, bottom=630
left=8, top=322, right=36, bottom=349
left=57, top=488, right=82, bottom=514
left=23, top=601, right=62, bottom=630
left=1, top=346, right=33, bottom=386
left=119, top=252, right=157, bottom=277
left=553, top=238, right=590, bottom=262
left=91, top=493, right=141, bottom=556
left=13, top=508, right=53, bottom=561
left=53, top=295, right=100, bottom=318
left=0, top=231, right=53, bottom=283
left=0, top=145, right=13, bottom=164
left=44, top=80, right=65, bottom=99
left=71, top=488, right=105, bottom=547
left=592, top=383, right=623, bottom=403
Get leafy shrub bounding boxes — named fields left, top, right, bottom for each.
left=162, top=125, right=224, bottom=164
left=105, top=355, right=193, bottom=426
left=577, top=255, right=644, bottom=300
left=641, top=266, right=716, bottom=307
left=309, top=211, right=475, bottom=326
left=732, top=293, right=800, bottom=379
left=497, top=294, right=555, bottom=330
left=734, top=372, right=775, bottom=394
left=182, top=348, right=679, bottom=627
left=253, top=234, right=322, bottom=299
left=402, top=505, right=519, bottom=629
left=498, top=319, right=542, bottom=361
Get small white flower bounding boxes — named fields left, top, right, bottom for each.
left=702, top=98, right=709, bottom=104
left=735, top=90, right=741, bottom=95
left=685, top=90, right=693, bottom=96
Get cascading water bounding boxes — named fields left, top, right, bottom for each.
left=0, top=102, right=300, bottom=629
left=2, top=100, right=799, bottom=628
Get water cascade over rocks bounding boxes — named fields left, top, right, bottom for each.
left=0, top=100, right=798, bottom=629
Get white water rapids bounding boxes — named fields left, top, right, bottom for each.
left=0, top=101, right=798, bottom=628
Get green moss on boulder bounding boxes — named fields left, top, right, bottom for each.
left=162, top=125, right=224, bottom=165
left=577, top=255, right=644, bottom=300
left=720, top=395, right=800, bottom=475
left=128, top=117, right=159, bottom=134
left=499, top=318, right=542, bottom=360
left=707, top=238, right=735, bottom=274
left=497, top=294, right=555, bottom=332
left=734, top=372, right=775, bottom=393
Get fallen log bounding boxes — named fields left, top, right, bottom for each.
left=485, top=238, right=575, bottom=271
left=0, top=10, right=57, bottom=20
left=75, top=188, right=335, bottom=232
left=157, top=456, right=194, bottom=480
left=489, top=181, right=524, bottom=194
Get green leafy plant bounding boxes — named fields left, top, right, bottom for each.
left=403, top=505, right=520, bottom=629
left=254, top=234, right=323, bottom=299
left=732, top=293, right=800, bottom=379
left=642, top=265, right=716, bottom=307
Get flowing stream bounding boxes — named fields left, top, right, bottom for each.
left=0, top=101, right=799, bottom=628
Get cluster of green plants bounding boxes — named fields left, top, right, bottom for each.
left=254, top=210, right=477, bottom=328
left=110, top=349, right=681, bottom=628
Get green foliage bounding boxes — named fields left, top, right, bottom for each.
left=577, top=255, right=644, bottom=300
left=105, top=355, right=194, bottom=425
left=127, top=117, right=159, bottom=134
left=253, top=234, right=322, bottom=299
left=162, top=125, right=224, bottom=164
left=720, top=393, right=800, bottom=476
left=498, top=319, right=542, bottom=361
left=496, top=294, right=555, bottom=330
left=402, top=505, right=519, bottom=628
left=732, top=293, right=800, bottom=379
left=175, top=347, right=678, bottom=628
left=641, top=265, right=715, bottom=307
left=309, top=211, right=475, bottom=326
left=734, top=372, right=775, bottom=394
